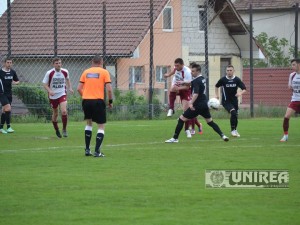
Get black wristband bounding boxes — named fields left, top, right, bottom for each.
left=109, top=99, right=113, bottom=104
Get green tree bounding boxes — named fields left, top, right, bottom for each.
left=243, top=32, right=290, bottom=68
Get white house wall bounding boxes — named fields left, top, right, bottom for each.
left=239, top=10, right=300, bottom=55
left=181, top=0, right=240, bottom=56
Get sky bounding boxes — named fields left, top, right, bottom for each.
left=0, top=0, right=14, bottom=16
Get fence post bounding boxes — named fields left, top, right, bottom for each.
left=204, top=0, right=209, bottom=98
left=295, top=3, right=299, bottom=58
left=53, top=0, right=58, bottom=56
left=102, top=1, right=107, bottom=69
left=7, top=0, right=11, bottom=57
left=148, top=0, right=154, bottom=120
left=249, top=4, right=254, bottom=118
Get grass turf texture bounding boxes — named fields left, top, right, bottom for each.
left=0, top=118, right=299, bottom=225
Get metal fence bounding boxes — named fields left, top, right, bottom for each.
left=1, top=0, right=298, bottom=120
left=0, top=0, right=219, bottom=120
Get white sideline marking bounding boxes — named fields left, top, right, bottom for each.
left=1, top=141, right=299, bottom=154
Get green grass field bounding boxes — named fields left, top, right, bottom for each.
left=0, top=118, right=299, bottom=225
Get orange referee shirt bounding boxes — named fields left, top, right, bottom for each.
left=79, top=67, right=111, bottom=99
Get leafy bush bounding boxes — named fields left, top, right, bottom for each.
left=13, top=84, right=52, bottom=119
left=110, top=89, right=162, bottom=120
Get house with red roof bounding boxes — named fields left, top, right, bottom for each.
left=0, top=0, right=259, bottom=102
left=234, top=0, right=300, bottom=55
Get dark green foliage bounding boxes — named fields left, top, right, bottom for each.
left=13, top=84, right=52, bottom=120
left=109, top=89, right=162, bottom=120
left=243, top=32, right=290, bottom=68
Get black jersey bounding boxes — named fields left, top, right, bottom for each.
left=215, top=76, right=246, bottom=103
left=0, top=76, right=4, bottom=94
left=0, top=69, right=19, bottom=95
left=191, top=75, right=207, bottom=107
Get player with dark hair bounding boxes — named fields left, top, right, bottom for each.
left=164, top=58, right=193, bottom=138
left=215, top=65, right=246, bottom=137
left=165, top=63, right=229, bottom=143
left=43, top=58, right=74, bottom=138
left=280, top=58, right=300, bottom=142
left=77, top=55, right=113, bottom=157
left=0, top=57, right=19, bottom=134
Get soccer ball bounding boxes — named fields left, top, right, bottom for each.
left=208, top=98, right=220, bottom=110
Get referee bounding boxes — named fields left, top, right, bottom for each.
left=77, top=55, right=113, bottom=157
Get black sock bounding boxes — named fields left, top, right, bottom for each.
left=5, top=111, right=11, bottom=129
left=230, top=110, right=237, bottom=131
left=173, top=118, right=184, bottom=139
left=85, top=130, right=92, bottom=150
left=207, top=121, right=223, bottom=137
left=95, top=132, right=104, bottom=153
left=0, top=113, right=5, bottom=129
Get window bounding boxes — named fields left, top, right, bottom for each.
left=129, top=66, right=144, bottom=89
left=199, top=7, right=205, bottom=32
left=163, top=7, right=173, bottom=31
left=156, top=66, right=169, bottom=82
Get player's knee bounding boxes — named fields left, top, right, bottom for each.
left=178, top=117, right=184, bottom=125
left=61, top=110, right=67, bottom=115
left=53, top=110, right=58, bottom=117
left=4, top=105, right=11, bottom=112
left=230, top=110, right=237, bottom=118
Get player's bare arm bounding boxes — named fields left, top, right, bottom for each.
left=173, top=84, right=190, bottom=91
left=77, top=82, right=84, bottom=96
left=235, top=89, right=247, bottom=97
left=106, top=83, right=113, bottom=108
left=189, top=93, right=198, bottom=110
left=164, top=70, right=175, bottom=78
left=43, top=83, right=55, bottom=96
left=215, top=87, right=220, bottom=99
left=66, top=78, right=74, bottom=94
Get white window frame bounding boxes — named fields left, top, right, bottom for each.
left=156, top=66, right=170, bottom=83
left=129, top=66, right=144, bottom=89
left=162, top=6, right=173, bottom=32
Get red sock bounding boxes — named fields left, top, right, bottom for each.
left=62, top=115, right=68, bottom=131
left=52, top=121, right=59, bottom=131
left=191, top=118, right=195, bottom=129
left=169, top=92, right=177, bottom=110
left=194, top=118, right=201, bottom=128
left=283, top=117, right=289, bottom=134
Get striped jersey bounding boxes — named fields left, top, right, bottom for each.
left=42, top=68, right=69, bottom=99
left=172, top=66, right=192, bottom=86
left=289, top=72, right=300, bottom=102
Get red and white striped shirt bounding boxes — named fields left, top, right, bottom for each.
left=172, top=66, right=192, bottom=86
left=42, top=68, right=69, bottom=99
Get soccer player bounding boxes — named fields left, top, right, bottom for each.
left=0, top=57, right=19, bottom=134
left=280, top=58, right=300, bottom=142
left=164, top=58, right=193, bottom=138
left=77, top=55, right=113, bottom=157
left=42, top=58, right=74, bottom=138
left=165, top=63, right=229, bottom=143
left=215, top=65, right=246, bottom=137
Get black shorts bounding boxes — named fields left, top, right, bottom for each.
left=82, top=99, right=106, bottom=124
left=183, top=102, right=211, bottom=120
left=222, top=101, right=238, bottom=113
left=0, top=94, right=12, bottom=106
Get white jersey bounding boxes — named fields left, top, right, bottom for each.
left=172, top=66, right=192, bottom=86
left=289, top=72, right=300, bottom=102
left=42, top=68, right=69, bottom=99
